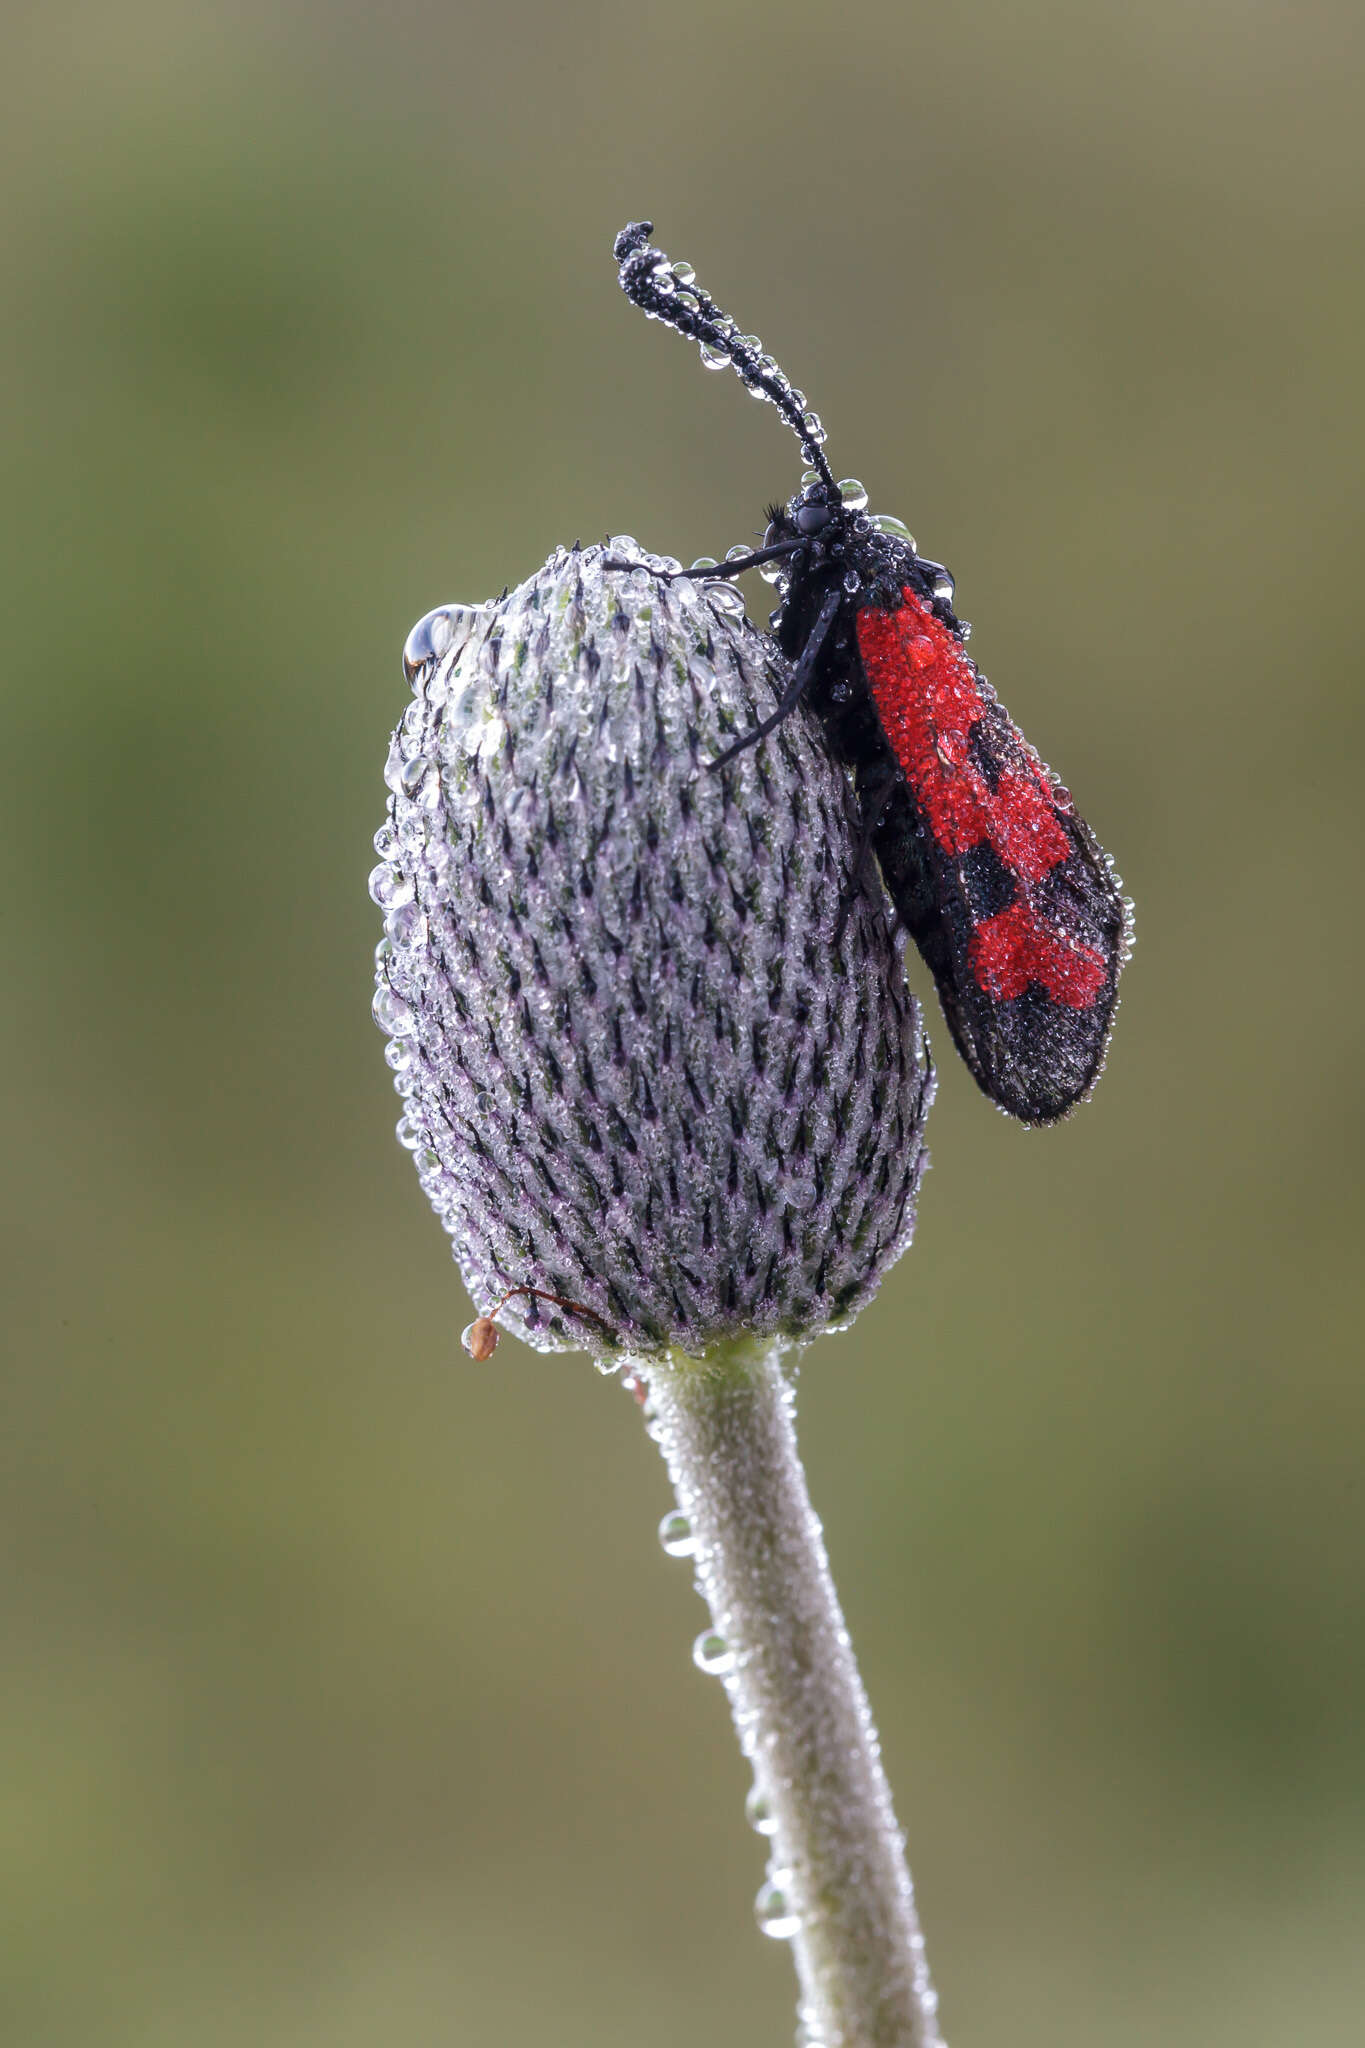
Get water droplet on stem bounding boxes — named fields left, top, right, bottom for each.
left=658, top=1510, right=696, bottom=1558
left=693, top=1629, right=735, bottom=1676
left=755, top=1874, right=802, bottom=1940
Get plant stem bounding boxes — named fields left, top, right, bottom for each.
left=640, top=1338, right=943, bottom=2048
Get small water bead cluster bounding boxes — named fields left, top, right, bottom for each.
left=653, top=1489, right=821, bottom=2048
left=641, top=249, right=828, bottom=451
left=371, top=543, right=934, bottom=1360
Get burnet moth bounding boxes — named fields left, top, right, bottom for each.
left=612, top=221, right=1133, bottom=1125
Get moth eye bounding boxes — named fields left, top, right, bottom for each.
left=796, top=502, right=832, bottom=535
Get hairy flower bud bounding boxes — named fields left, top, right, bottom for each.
left=371, top=542, right=934, bottom=1358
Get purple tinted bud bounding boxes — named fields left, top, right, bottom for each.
left=373, top=544, right=934, bottom=1358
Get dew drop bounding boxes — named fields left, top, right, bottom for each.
left=402, top=607, right=457, bottom=684
left=693, top=1629, right=735, bottom=1676
left=383, top=732, right=408, bottom=795
left=842, top=569, right=862, bottom=594
left=725, top=545, right=751, bottom=563
left=909, top=635, right=936, bottom=671
left=690, top=556, right=719, bottom=572
left=760, top=558, right=788, bottom=585
left=399, top=754, right=432, bottom=795
left=373, top=820, right=399, bottom=860
left=706, top=584, right=746, bottom=620
left=658, top=1509, right=696, bottom=1558
left=609, top=534, right=642, bottom=560
left=745, top=1783, right=779, bottom=1836
left=465, top=711, right=506, bottom=762
left=372, top=986, right=415, bottom=1036
left=395, top=1114, right=422, bottom=1150
left=755, top=1875, right=802, bottom=1940
left=837, top=477, right=869, bottom=511
left=368, top=861, right=415, bottom=910
left=801, top=410, right=826, bottom=444
left=698, top=342, right=729, bottom=370
left=800, top=469, right=820, bottom=488
left=737, top=333, right=761, bottom=353
left=383, top=1037, right=413, bottom=1072
left=670, top=260, right=696, bottom=285
left=931, top=567, right=956, bottom=603
left=872, top=513, right=917, bottom=549
left=675, top=290, right=700, bottom=314
left=385, top=901, right=427, bottom=949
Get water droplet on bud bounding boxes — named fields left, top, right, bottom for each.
left=372, top=986, right=415, bottom=1036
left=402, top=607, right=457, bottom=684
left=706, top=583, right=746, bottom=620
left=368, top=862, right=415, bottom=910
left=385, top=901, right=427, bottom=949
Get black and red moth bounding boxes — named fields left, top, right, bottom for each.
left=614, top=221, right=1132, bottom=1125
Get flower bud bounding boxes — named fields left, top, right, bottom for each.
left=372, top=542, right=934, bottom=1358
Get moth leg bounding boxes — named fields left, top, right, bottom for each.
left=670, top=539, right=802, bottom=581
left=708, top=586, right=842, bottom=770
left=602, top=538, right=802, bottom=580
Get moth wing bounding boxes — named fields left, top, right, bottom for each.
left=855, top=591, right=1130, bottom=1123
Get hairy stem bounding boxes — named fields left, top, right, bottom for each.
left=641, top=1339, right=943, bottom=2048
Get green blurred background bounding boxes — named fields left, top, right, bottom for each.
left=3, top=3, right=1363, bottom=2042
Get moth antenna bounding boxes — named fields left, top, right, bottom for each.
left=614, top=220, right=838, bottom=499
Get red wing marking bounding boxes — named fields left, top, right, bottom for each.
left=856, top=588, right=1105, bottom=1008
left=969, top=900, right=1107, bottom=1008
